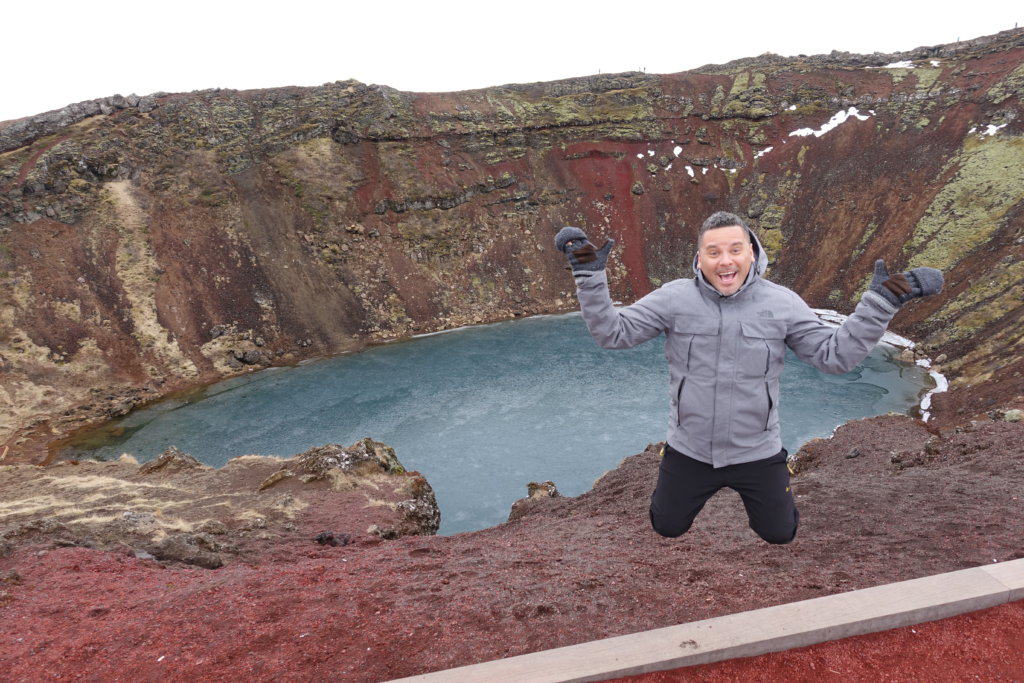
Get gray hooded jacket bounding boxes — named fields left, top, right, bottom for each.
left=574, top=227, right=899, bottom=468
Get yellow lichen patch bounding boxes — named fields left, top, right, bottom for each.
left=50, top=300, right=82, bottom=323
left=914, top=68, right=942, bottom=91
left=931, top=260, right=1024, bottom=325
left=223, top=454, right=287, bottom=468
left=325, top=469, right=384, bottom=492
left=938, top=321, right=1024, bottom=380
left=268, top=137, right=366, bottom=212
left=67, top=338, right=109, bottom=375
left=709, top=84, right=726, bottom=115
left=987, top=62, right=1024, bottom=104
left=270, top=495, right=308, bottom=518
left=105, top=181, right=198, bottom=378
left=851, top=221, right=878, bottom=260
left=850, top=272, right=874, bottom=302
left=729, top=72, right=750, bottom=96
left=43, top=473, right=189, bottom=495
left=1, top=276, right=55, bottom=365
left=905, top=135, right=1024, bottom=272
left=1, top=474, right=306, bottom=530
left=888, top=67, right=912, bottom=84
left=1, top=273, right=127, bottom=442
left=0, top=494, right=69, bottom=517
left=0, top=379, right=65, bottom=442
left=758, top=229, right=784, bottom=260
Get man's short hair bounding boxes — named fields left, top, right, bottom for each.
left=699, top=211, right=751, bottom=247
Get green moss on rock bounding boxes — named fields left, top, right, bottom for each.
left=905, top=134, right=1024, bottom=271
left=987, top=62, right=1024, bottom=104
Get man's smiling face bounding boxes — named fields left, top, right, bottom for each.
left=697, top=224, right=755, bottom=296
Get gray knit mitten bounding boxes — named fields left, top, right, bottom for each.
left=554, top=226, right=615, bottom=279
left=869, top=259, right=943, bottom=308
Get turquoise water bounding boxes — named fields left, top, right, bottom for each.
left=61, top=312, right=930, bottom=535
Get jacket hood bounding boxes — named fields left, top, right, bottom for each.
left=692, top=225, right=769, bottom=297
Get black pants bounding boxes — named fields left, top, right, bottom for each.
left=648, top=443, right=799, bottom=544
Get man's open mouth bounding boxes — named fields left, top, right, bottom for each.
left=717, top=270, right=738, bottom=285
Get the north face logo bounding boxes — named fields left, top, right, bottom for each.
left=757, top=310, right=775, bottom=318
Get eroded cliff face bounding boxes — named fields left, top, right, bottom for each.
left=2, top=29, right=1023, bottom=462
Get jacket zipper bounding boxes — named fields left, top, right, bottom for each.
left=711, top=299, right=722, bottom=461
left=763, top=340, right=772, bottom=430
left=676, top=339, right=694, bottom=426
left=675, top=377, right=686, bottom=426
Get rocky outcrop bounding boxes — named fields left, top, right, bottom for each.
left=0, top=439, right=438, bottom=568
left=0, top=94, right=161, bottom=155
left=508, top=479, right=561, bottom=522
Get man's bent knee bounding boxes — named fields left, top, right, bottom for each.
left=757, top=526, right=798, bottom=544
left=649, top=507, right=692, bottom=538
left=754, top=514, right=799, bottom=544
left=752, top=506, right=799, bottom=544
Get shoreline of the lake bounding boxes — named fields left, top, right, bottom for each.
left=42, top=302, right=947, bottom=475
left=811, top=308, right=947, bottom=422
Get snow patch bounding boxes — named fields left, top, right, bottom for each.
left=980, top=123, right=1008, bottom=136
left=788, top=107, right=871, bottom=138
left=685, top=165, right=694, bottom=177
left=788, top=104, right=797, bottom=110
left=636, top=153, right=644, bottom=159
left=920, top=371, right=949, bottom=420
left=930, top=59, right=941, bottom=67
left=754, top=146, right=774, bottom=158
left=673, top=145, right=682, bottom=157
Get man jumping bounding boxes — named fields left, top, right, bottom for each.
left=555, top=211, right=942, bottom=544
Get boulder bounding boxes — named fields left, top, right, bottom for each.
left=508, top=480, right=561, bottom=522
left=153, top=534, right=223, bottom=569
left=138, top=447, right=208, bottom=475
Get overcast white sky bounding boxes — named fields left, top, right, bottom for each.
left=2, top=1, right=1021, bottom=122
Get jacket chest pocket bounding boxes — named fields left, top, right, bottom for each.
left=669, top=315, right=720, bottom=376
left=739, top=319, right=788, bottom=378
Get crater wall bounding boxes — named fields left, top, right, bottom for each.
left=2, top=29, right=1023, bottom=461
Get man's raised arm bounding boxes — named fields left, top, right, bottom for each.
left=555, top=226, right=671, bottom=350
left=785, top=259, right=944, bottom=374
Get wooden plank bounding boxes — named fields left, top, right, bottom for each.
left=394, top=563, right=1014, bottom=682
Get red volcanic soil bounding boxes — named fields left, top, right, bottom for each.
left=0, top=412, right=1021, bottom=681
left=609, top=599, right=1024, bottom=681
